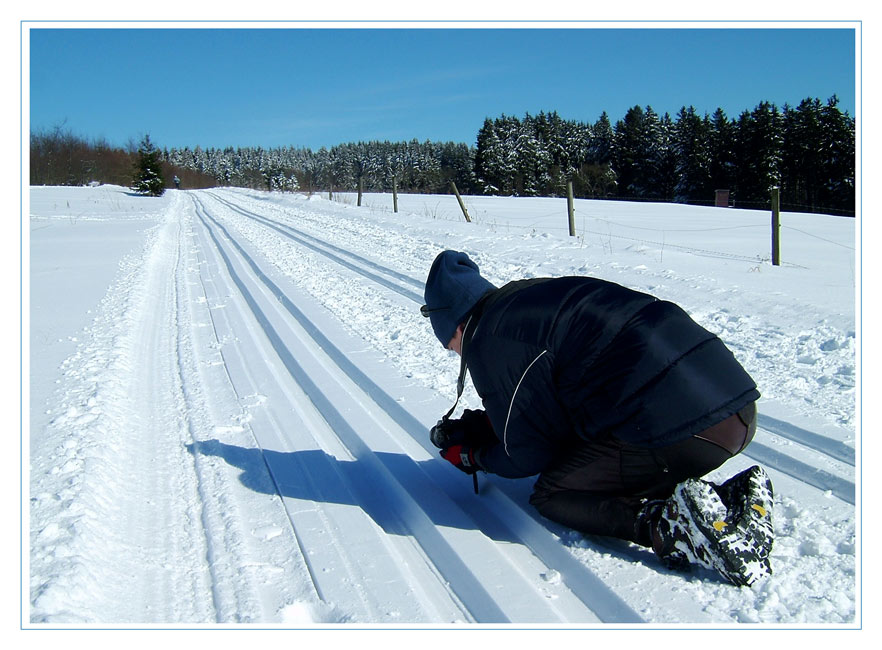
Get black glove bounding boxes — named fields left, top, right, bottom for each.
left=430, top=409, right=496, bottom=449
left=440, top=444, right=482, bottom=475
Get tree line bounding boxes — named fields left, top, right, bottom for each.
left=30, top=96, right=855, bottom=216
left=30, top=126, right=217, bottom=191
left=470, top=97, right=853, bottom=214
left=163, top=139, right=476, bottom=197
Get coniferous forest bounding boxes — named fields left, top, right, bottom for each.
left=30, top=96, right=855, bottom=216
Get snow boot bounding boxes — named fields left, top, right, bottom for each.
left=712, top=465, right=774, bottom=573
left=650, top=478, right=772, bottom=587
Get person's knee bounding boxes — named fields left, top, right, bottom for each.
left=529, top=489, right=644, bottom=541
left=528, top=485, right=553, bottom=511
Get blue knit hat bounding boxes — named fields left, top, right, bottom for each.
left=422, top=250, right=496, bottom=346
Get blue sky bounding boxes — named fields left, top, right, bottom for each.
left=27, top=26, right=857, bottom=151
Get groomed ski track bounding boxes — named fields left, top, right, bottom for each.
left=188, top=192, right=641, bottom=623
left=196, top=190, right=856, bottom=501
left=66, top=187, right=852, bottom=625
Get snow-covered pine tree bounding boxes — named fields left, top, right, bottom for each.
left=818, top=96, right=855, bottom=213
left=590, top=112, right=615, bottom=167
left=779, top=96, right=854, bottom=214
left=734, top=102, right=783, bottom=206
left=708, top=108, right=737, bottom=198
left=615, top=105, right=658, bottom=199
left=654, top=110, right=677, bottom=201
left=132, top=134, right=165, bottom=196
left=673, top=106, right=712, bottom=203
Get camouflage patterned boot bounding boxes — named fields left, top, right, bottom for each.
left=711, top=465, right=774, bottom=577
left=651, top=476, right=773, bottom=587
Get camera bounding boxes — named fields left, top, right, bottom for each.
left=430, top=419, right=452, bottom=448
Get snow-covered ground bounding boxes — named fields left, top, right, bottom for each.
left=24, top=184, right=859, bottom=627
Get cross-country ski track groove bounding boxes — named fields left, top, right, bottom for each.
left=190, top=194, right=638, bottom=623
left=181, top=189, right=854, bottom=623
left=198, top=191, right=855, bottom=496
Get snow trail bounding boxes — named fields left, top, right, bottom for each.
left=28, top=185, right=857, bottom=625
left=191, top=194, right=639, bottom=622
left=31, top=198, right=219, bottom=622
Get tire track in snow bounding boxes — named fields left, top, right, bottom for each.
left=191, top=194, right=641, bottom=623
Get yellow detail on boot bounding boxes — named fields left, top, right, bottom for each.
left=713, top=520, right=728, bottom=532
left=751, top=504, right=768, bottom=517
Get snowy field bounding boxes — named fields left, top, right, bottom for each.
left=25, top=184, right=859, bottom=628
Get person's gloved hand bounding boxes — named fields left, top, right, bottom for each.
left=430, top=409, right=496, bottom=449
left=440, top=444, right=482, bottom=475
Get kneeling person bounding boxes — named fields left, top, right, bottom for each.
left=423, top=250, right=774, bottom=587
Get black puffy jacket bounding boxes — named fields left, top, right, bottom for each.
left=464, top=277, right=760, bottom=478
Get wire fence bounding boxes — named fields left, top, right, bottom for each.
left=340, top=189, right=854, bottom=271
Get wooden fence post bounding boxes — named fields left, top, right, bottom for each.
left=567, top=181, right=576, bottom=236
left=393, top=176, right=399, bottom=213
left=771, top=186, right=781, bottom=266
left=450, top=181, right=472, bottom=222
left=357, top=177, right=363, bottom=207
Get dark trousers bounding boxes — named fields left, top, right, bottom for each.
left=529, top=403, right=757, bottom=545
